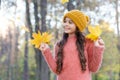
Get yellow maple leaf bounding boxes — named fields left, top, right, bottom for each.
left=86, top=25, right=102, bottom=41
left=42, top=32, right=53, bottom=44
left=61, top=0, right=69, bottom=4
left=30, top=31, right=42, bottom=48
left=30, top=31, right=52, bottom=48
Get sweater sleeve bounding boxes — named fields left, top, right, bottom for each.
left=42, top=43, right=59, bottom=74
left=86, top=39, right=105, bottom=72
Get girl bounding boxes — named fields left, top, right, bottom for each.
left=39, top=10, right=105, bottom=80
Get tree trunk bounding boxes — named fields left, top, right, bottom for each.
left=23, top=0, right=33, bottom=80
left=6, top=27, right=12, bottom=80
left=67, top=0, right=75, bottom=11
left=0, top=0, right=1, bottom=9
left=116, top=0, right=119, bottom=36
left=33, top=0, right=40, bottom=32
left=25, top=0, right=32, bottom=38
left=54, top=11, right=59, bottom=40
left=40, top=0, right=47, bottom=32
left=115, top=0, right=120, bottom=80
left=14, top=27, right=19, bottom=80
left=23, top=32, right=29, bottom=80
left=33, top=0, right=41, bottom=80
left=10, top=21, right=17, bottom=80
left=40, top=0, right=50, bottom=80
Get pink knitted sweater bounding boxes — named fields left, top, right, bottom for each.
left=42, top=36, right=104, bottom=80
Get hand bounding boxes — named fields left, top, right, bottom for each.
left=39, top=43, right=49, bottom=52
left=94, top=38, right=105, bottom=48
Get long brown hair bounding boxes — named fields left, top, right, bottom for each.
left=56, top=27, right=86, bottom=74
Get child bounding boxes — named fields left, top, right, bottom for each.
left=39, top=10, right=105, bottom=80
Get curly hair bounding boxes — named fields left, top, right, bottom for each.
left=56, top=27, right=86, bottom=74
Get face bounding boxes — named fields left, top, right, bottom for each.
left=63, top=17, right=76, bottom=35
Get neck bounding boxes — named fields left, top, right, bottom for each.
left=68, top=33, right=76, bottom=38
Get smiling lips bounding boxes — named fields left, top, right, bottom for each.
left=64, top=27, right=71, bottom=31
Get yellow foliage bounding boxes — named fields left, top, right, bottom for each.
left=30, top=31, right=52, bottom=48
left=61, top=0, right=69, bottom=4
left=86, top=25, right=102, bottom=41
left=99, top=21, right=114, bottom=32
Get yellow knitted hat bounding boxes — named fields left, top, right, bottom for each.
left=63, top=10, right=90, bottom=32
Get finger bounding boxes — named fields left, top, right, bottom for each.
left=40, top=45, right=44, bottom=50
left=98, top=39, right=104, bottom=45
left=40, top=43, right=44, bottom=48
left=94, top=40, right=99, bottom=46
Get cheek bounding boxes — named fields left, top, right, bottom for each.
left=63, top=23, right=66, bottom=28
left=74, top=26, right=77, bottom=30
left=72, top=25, right=76, bottom=31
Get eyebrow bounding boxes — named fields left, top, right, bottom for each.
left=64, top=19, right=73, bottom=22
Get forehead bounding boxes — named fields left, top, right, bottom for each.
left=64, top=17, right=72, bottom=21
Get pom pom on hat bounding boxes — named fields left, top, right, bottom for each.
left=63, top=10, right=90, bottom=32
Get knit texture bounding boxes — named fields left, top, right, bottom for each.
left=42, top=36, right=104, bottom=80
left=63, top=10, right=89, bottom=32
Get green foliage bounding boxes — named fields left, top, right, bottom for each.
left=92, top=21, right=120, bottom=80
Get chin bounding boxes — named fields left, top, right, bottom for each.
left=64, top=31, right=70, bottom=34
